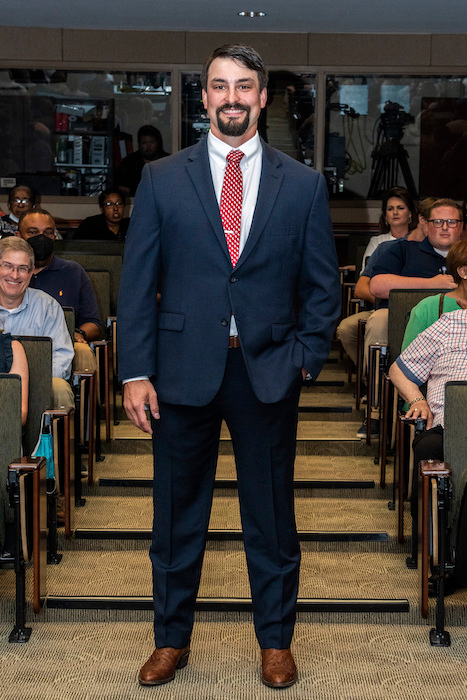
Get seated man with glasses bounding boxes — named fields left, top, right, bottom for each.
left=0, top=185, right=36, bottom=238
left=74, top=189, right=130, bottom=241
left=369, top=198, right=463, bottom=300
left=18, top=209, right=102, bottom=374
left=0, top=236, right=74, bottom=409
left=357, top=198, right=462, bottom=438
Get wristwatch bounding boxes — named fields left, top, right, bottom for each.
left=75, top=328, right=87, bottom=341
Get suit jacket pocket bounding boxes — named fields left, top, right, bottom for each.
left=270, top=225, right=299, bottom=238
left=157, top=311, right=185, bottom=331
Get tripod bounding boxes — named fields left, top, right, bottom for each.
left=367, top=101, right=417, bottom=199
left=368, top=138, right=417, bottom=199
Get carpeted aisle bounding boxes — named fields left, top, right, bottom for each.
left=1, top=616, right=467, bottom=699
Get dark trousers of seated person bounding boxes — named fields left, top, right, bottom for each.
left=410, top=425, right=444, bottom=517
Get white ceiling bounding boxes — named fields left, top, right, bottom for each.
left=0, top=0, right=465, bottom=34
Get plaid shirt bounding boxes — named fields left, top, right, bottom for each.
left=396, top=309, right=467, bottom=428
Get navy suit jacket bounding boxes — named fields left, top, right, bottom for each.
left=118, top=137, right=340, bottom=405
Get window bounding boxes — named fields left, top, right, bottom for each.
left=0, top=70, right=171, bottom=196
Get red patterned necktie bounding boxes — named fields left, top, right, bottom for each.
left=220, top=149, right=244, bottom=267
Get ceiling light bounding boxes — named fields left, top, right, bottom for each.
left=238, top=11, right=266, bottom=18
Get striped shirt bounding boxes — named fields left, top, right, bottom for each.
left=396, top=309, right=467, bottom=427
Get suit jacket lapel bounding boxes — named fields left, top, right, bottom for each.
left=236, top=140, right=283, bottom=269
left=185, top=138, right=231, bottom=263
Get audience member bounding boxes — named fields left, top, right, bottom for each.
left=18, top=209, right=101, bottom=372
left=74, top=190, right=130, bottom=241
left=402, top=238, right=467, bottom=350
left=0, top=185, right=36, bottom=238
left=337, top=187, right=417, bottom=370
left=115, top=124, right=169, bottom=196
left=355, top=198, right=462, bottom=437
left=389, top=308, right=467, bottom=467
left=0, top=237, right=74, bottom=409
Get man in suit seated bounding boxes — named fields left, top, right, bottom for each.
left=17, top=209, right=102, bottom=374
left=0, top=236, right=74, bottom=408
left=118, top=44, right=340, bottom=689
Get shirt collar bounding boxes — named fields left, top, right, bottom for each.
left=207, top=130, right=262, bottom=171
left=0, top=287, right=29, bottom=315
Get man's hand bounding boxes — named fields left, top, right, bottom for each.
left=123, top=379, right=160, bottom=435
left=430, top=273, right=457, bottom=290
left=74, top=331, right=88, bottom=344
left=405, top=398, right=434, bottom=429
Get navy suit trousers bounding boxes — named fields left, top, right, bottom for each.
left=150, top=348, right=302, bottom=649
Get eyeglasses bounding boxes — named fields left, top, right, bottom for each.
left=10, top=198, right=31, bottom=205
left=0, top=261, right=32, bottom=275
left=428, top=219, right=462, bottom=228
left=103, top=201, right=124, bottom=208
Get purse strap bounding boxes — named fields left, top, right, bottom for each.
left=438, top=293, right=446, bottom=319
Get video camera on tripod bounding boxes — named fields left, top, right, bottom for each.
left=380, top=101, right=414, bottom=142
left=367, top=101, right=417, bottom=199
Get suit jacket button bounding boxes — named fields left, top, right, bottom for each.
left=221, top=319, right=229, bottom=326
left=229, top=276, right=238, bottom=283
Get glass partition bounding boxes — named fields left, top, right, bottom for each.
left=0, top=70, right=171, bottom=196
left=181, top=70, right=316, bottom=164
left=325, top=74, right=467, bottom=199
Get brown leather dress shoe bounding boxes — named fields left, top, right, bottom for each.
left=138, top=646, right=190, bottom=686
left=261, top=648, right=297, bottom=688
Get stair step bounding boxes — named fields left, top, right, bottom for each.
left=73, top=528, right=389, bottom=543
left=69, top=493, right=403, bottom=536
left=43, top=548, right=415, bottom=607
left=97, top=477, right=375, bottom=490
left=46, top=595, right=409, bottom=614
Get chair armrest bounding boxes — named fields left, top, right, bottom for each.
left=8, top=456, right=46, bottom=473
left=419, top=459, right=451, bottom=478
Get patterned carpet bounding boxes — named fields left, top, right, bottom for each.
left=1, top=616, right=467, bottom=699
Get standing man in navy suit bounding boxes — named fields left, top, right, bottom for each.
left=118, top=44, right=340, bottom=689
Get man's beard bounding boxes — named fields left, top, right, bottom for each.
left=216, top=103, right=250, bottom=137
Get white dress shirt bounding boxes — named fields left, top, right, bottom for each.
left=207, top=130, right=263, bottom=335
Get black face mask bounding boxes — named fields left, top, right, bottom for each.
left=28, top=234, right=54, bottom=262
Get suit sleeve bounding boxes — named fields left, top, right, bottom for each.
left=295, top=173, right=341, bottom=380
left=117, top=164, right=161, bottom=381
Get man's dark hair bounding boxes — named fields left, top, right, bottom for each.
left=18, top=207, right=55, bottom=230
left=9, top=184, right=36, bottom=205
left=137, top=124, right=163, bottom=147
left=98, top=189, right=126, bottom=208
left=201, top=44, right=269, bottom=92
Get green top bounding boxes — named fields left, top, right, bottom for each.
left=401, top=293, right=460, bottom=352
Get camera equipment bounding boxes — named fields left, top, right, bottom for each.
left=368, top=101, right=417, bottom=199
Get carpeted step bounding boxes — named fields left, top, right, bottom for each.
left=65, top=491, right=407, bottom=542
left=105, top=420, right=377, bottom=457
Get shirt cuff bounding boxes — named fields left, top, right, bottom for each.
left=395, top=356, right=423, bottom=386
left=122, top=376, right=150, bottom=384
